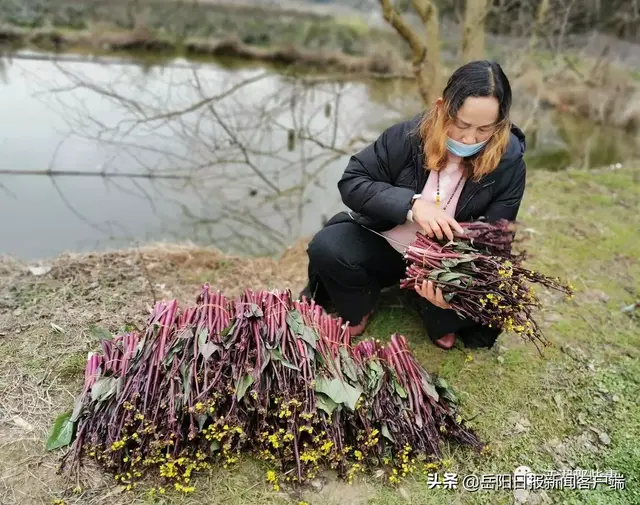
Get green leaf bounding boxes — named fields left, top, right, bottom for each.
left=258, top=321, right=269, bottom=339
left=443, top=292, right=456, bottom=303
left=196, top=414, right=208, bottom=430
left=367, top=360, right=383, bottom=395
left=286, top=310, right=304, bottom=335
left=300, top=326, right=318, bottom=350
left=198, top=328, right=209, bottom=348
left=164, top=337, right=186, bottom=366
left=134, top=335, right=147, bottom=360
left=428, top=269, right=447, bottom=280
left=286, top=309, right=319, bottom=351
left=69, top=397, right=84, bottom=423
left=315, top=377, right=362, bottom=411
left=287, top=310, right=318, bottom=350
left=368, top=360, right=383, bottom=377
left=435, top=377, right=458, bottom=404
left=393, top=381, right=407, bottom=399
left=220, top=321, right=235, bottom=338
left=438, top=272, right=470, bottom=283
left=182, top=361, right=192, bottom=400
left=46, top=410, right=75, bottom=451
left=244, top=303, right=263, bottom=318
left=315, top=393, right=338, bottom=416
left=339, top=347, right=359, bottom=383
left=452, top=241, right=477, bottom=252
left=270, top=348, right=300, bottom=371
left=123, top=322, right=139, bottom=333
left=89, top=325, right=112, bottom=341
left=273, top=328, right=284, bottom=346
left=381, top=423, right=395, bottom=443
left=304, top=343, right=316, bottom=363
left=200, top=342, right=220, bottom=361
left=236, top=374, right=254, bottom=401
left=210, top=440, right=220, bottom=452
left=91, top=377, right=119, bottom=403
left=259, top=347, right=271, bottom=374
left=421, top=375, right=439, bottom=402
left=441, top=257, right=474, bottom=268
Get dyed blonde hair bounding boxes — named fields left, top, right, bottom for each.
left=418, top=61, right=513, bottom=182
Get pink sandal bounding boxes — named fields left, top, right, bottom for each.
left=434, top=332, right=456, bottom=350
left=347, top=311, right=373, bottom=337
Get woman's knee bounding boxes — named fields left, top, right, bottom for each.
left=307, top=224, right=360, bottom=272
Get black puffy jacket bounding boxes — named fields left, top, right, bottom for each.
left=336, top=114, right=527, bottom=231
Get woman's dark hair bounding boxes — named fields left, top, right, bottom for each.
left=442, top=60, right=512, bottom=124
left=419, top=60, right=513, bottom=180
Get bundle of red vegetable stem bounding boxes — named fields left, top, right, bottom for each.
left=55, top=284, right=481, bottom=492
left=401, top=219, right=574, bottom=353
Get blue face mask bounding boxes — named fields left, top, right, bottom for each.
left=446, top=136, right=488, bottom=158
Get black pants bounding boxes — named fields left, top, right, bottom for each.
left=304, top=214, right=500, bottom=348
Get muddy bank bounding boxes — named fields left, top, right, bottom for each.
left=0, top=25, right=407, bottom=76
left=0, top=0, right=405, bottom=60
left=514, top=61, right=640, bottom=133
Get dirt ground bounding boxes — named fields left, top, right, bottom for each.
left=0, top=241, right=309, bottom=505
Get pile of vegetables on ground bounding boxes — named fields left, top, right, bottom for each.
left=401, top=219, right=574, bottom=353
left=47, top=219, right=573, bottom=493
left=48, top=285, right=482, bottom=493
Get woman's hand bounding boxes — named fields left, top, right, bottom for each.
left=411, top=199, right=464, bottom=242
left=415, top=280, right=452, bottom=309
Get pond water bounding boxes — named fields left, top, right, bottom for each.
left=0, top=51, right=638, bottom=261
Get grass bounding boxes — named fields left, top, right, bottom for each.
left=0, top=164, right=638, bottom=504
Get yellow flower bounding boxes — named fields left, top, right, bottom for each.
left=266, top=470, right=277, bottom=482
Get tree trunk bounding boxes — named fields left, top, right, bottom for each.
left=461, top=0, right=489, bottom=63
left=529, top=0, right=550, bottom=53
left=378, top=0, right=441, bottom=106
left=412, top=0, right=441, bottom=105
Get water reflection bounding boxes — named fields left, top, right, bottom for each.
left=524, top=109, right=640, bottom=170
left=0, top=51, right=638, bottom=261
left=0, top=52, right=395, bottom=260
